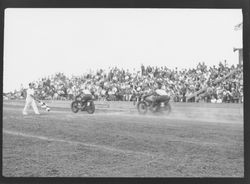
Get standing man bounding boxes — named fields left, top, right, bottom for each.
left=23, top=83, right=40, bottom=115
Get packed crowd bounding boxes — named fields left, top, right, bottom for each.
left=4, top=61, right=243, bottom=103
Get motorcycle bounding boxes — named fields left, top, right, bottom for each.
left=71, top=96, right=95, bottom=114
left=136, top=94, right=171, bottom=115
left=132, top=92, right=144, bottom=105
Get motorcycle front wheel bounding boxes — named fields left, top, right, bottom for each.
left=71, top=101, right=79, bottom=113
left=137, top=101, right=148, bottom=114
left=86, top=101, right=95, bottom=114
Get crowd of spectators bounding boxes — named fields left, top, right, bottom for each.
left=4, top=61, right=243, bottom=103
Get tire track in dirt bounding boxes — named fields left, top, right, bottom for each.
left=3, top=126, right=221, bottom=151
left=3, top=105, right=242, bottom=124
left=3, top=129, right=156, bottom=158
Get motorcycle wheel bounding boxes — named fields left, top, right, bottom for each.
left=71, top=101, right=79, bottom=113
left=86, top=101, right=95, bottom=114
left=137, top=101, right=148, bottom=114
left=164, top=103, right=171, bottom=115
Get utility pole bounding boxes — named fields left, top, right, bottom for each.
left=233, top=47, right=243, bottom=66
left=234, top=22, right=243, bottom=66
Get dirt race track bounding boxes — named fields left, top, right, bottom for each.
left=2, top=100, right=244, bottom=177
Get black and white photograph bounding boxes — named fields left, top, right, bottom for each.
left=2, top=7, right=245, bottom=179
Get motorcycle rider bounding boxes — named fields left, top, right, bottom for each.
left=75, top=86, right=93, bottom=105
left=144, top=82, right=170, bottom=110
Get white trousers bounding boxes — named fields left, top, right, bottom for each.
left=23, top=98, right=39, bottom=114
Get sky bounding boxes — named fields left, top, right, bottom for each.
left=3, top=8, right=242, bottom=92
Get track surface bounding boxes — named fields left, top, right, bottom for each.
left=2, top=100, right=244, bottom=177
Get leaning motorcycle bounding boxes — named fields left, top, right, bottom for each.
left=71, top=96, right=95, bottom=114
left=136, top=94, right=171, bottom=115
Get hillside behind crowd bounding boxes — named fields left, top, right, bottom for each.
left=4, top=61, right=243, bottom=103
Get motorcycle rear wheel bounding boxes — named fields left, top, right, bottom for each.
left=164, top=103, right=171, bottom=115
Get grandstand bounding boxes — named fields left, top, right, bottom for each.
left=4, top=61, right=243, bottom=104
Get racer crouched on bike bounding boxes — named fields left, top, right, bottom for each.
left=75, top=87, right=93, bottom=105
left=144, top=83, right=170, bottom=110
